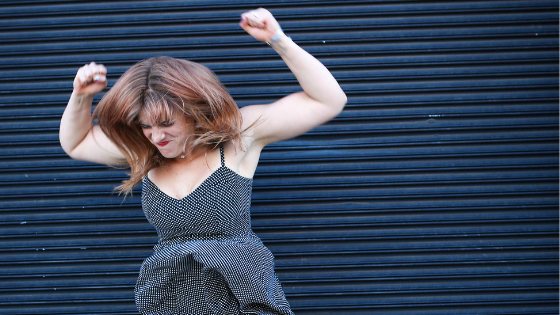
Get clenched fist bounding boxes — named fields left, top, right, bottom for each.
left=73, top=61, right=107, bottom=97
left=239, top=8, right=282, bottom=43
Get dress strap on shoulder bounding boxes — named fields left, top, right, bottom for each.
left=219, top=146, right=225, bottom=167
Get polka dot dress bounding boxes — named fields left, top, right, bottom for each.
left=135, top=147, right=294, bottom=315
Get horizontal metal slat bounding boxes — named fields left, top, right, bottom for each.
left=3, top=12, right=559, bottom=46
left=2, top=50, right=558, bottom=86
left=0, top=0, right=555, bottom=25
left=3, top=64, right=559, bottom=98
left=1, top=156, right=557, bottom=189
left=3, top=20, right=558, bottom=57
left=1, top=36, right=557, bottom=70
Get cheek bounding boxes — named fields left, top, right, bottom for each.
left=142, top=129, right=151, bottom=139
left=170, top=126, right=186, bottom=137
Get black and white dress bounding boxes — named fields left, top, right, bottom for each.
left=135, top=146, right=293, bottom=315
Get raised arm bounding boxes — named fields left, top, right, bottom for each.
left=239, top=8, right=347, bottom=148
left=59, top=62, right=126, bottom=165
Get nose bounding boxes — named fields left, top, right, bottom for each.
left=151, top=127, right=165, bottom=143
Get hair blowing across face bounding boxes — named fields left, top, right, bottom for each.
left=93, top=56, right=245, bottom=194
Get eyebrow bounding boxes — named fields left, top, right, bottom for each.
left=137, top=119, right=174, bottom=126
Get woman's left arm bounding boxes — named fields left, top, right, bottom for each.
left=239, top=8, right=347, bottom=148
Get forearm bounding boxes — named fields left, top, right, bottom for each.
left=59, top=91, right=94, bottom=155
left=271, top=34, right=347, bottom=111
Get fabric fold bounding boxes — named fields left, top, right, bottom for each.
left=135, top=239, right=292, bottom=315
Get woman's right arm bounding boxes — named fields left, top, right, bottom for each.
left=59, top=62, right=126, bottom=165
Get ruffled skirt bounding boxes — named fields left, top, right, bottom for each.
left=135, top=237, right=293, bottom=315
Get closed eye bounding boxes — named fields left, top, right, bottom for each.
left=160, top=121, right=174, bottom=127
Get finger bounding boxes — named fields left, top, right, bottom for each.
left=239, top=19, right=251, bottom=32
left=86, top=62, right=105, bottom=73
left=243, top=17, right=261, bottom=28
left=92, top=64, right=107, bottom=82
left=95, top=64, right=107, bottom=75
left=84, top=66, right=92, bottom=82
left=253, top=8, right=273, bottom=25
left=95, top=75, right=107, bottom=83
left=242, top=11, right=264, bottom=28
left=77, top=67, right=88, bottom=87
left=93, top=74, right=106, bottom=82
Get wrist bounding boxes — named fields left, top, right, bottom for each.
left=267, top=28, right=292, bottom=54
left=70, top=90, right=94, bottom=107
left=72, top=89, right=95, bottom=99
left=268, top=27, right=285, bottom=44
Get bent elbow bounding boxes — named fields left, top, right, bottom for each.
left=59, top=136, right=73, bottom=157
left=59, top=132, right=86, bottom=161
left=330, top=91, right=347, bottom=117
left=59, top=140, right=79, bottom=160
left=338, top=92, right=347, bottom=111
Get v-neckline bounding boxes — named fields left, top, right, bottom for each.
left=145, top=166, right=224, bottom=201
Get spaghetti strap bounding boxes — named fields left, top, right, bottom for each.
left=219, top=146, right=225, bottom=167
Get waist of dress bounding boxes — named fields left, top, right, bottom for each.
left=154, top=232, right=260, bottom=252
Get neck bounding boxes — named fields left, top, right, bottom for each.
left=173, top=145, right=208, bottom=163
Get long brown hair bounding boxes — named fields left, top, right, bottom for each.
left=93, top=56, right=245, bottom=194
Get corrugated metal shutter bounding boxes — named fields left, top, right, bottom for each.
left=0, top=1, right=558, bottom=314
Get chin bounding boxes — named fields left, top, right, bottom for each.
left=157, top=149, right=178, bottom=159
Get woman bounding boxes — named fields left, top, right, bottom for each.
left=59, top=8, right=346, bottom=315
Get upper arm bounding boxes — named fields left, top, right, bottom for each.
left=63, top=125, right=127, bottom=166
left=241, top=91, right=346, bottom=149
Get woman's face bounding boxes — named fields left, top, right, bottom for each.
left=137, top=110, right=193, bottom=159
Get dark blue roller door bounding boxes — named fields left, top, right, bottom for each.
left=0, top=1, right=558, bottom=314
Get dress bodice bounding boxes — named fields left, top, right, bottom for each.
left=142, top=163, right=254, bottom=248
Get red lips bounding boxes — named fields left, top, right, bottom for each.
left=157, top=141, right=170, bottom=147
